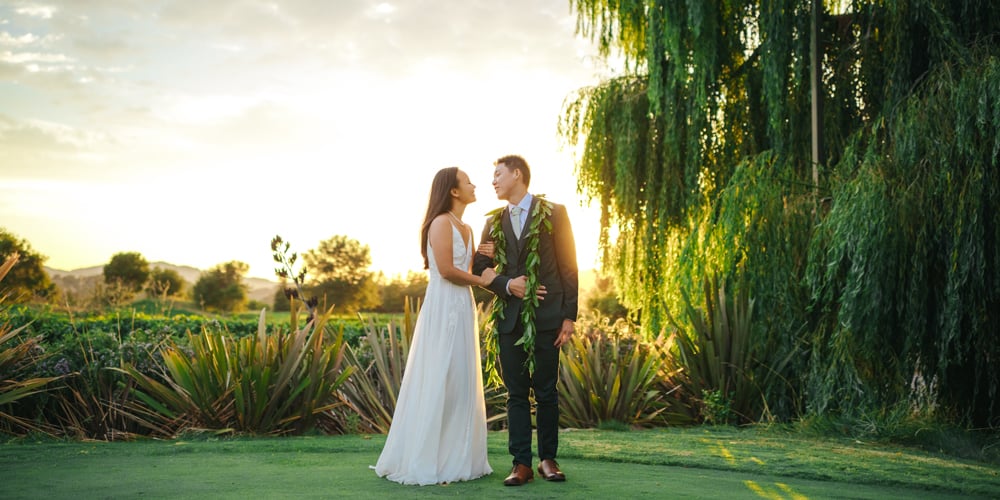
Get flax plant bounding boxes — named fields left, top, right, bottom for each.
left=334, top=297, right=418, bottom=434
left=558, top=312, right=678, bottom=428
left=0, top=254, right=62, bottom=434
left=665, top=272, right=752, bottom=424
left=666, top=271, right=798, bottom=424
left=120, top=298, right=352, bottom=436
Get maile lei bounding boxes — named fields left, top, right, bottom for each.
left=483, top=196, right=553, bottom=378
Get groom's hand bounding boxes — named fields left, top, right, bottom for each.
left=507, top=276, right=528, bottom=298
left=476, top=241, right=495, bottom=258
left=554, top=319, right=575, bottom=348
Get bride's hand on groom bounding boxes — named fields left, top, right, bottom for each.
left=480, top=267, right=497, bottom=286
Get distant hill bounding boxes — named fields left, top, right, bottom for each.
left=45, top=261, right=280, bottom=304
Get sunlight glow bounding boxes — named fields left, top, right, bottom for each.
left=0, top=0, right=607, bottom=280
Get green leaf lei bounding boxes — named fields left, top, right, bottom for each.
left=483, top=196, right=553, bottom=377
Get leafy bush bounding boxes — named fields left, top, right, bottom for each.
left=584, top=274, right=629, bottom=321
left=700, top=389, right=734, bottom=426
left=22, top=327, right=170, bottom=439
left=8, top=307, right=260, bottom=342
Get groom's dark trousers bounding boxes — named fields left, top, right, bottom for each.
left=500, top=322, right=560, bottom=466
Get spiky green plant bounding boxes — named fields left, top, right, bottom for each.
left=667, top=272, right=754, bottom=423
left=336, top=298, right=508, bottom=433
left=666, top=270, right=802, bottom=424
left=334, top=297, right=418, bottom=434
left=120, top=298, right=352, bottom=436
left=0, top=254, right=62, bottom=435
left=558, top=312, right=678, bottom=428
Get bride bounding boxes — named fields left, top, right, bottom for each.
left=373, top=166, right=495, bottom=485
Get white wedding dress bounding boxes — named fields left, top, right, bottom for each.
left=374, top=223, right=493, bottom=485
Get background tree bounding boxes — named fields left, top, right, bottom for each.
left=561, top=0, right=1000, bottom=425
left=48, top=274, right=100, bottom=308
left=146, top=267, right=185, bottom=299
left=375, top=271, right=428, bottom=313
left=0, top=228, right=55, bottom=302
left=103, top=252, right=150, bottom=300
left=303, top=235, right=380, bottom=314
left=192, top=261, right=249, bottom=313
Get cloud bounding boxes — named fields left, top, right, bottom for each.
left=0, top=49, right=71, bottom=63
left=0, top=31, right=39, bottom=46
left=15, top=4, right=57, bottom=20
left=2, top=0, right=601, bottom=104
left=0, top=114, right=124, bottom=183
left=0, top=113, right=105, bottom=150
left=146, top=0, right=594, bottom=77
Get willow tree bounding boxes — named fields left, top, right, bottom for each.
left=560, top=0, right=1000, bottom=424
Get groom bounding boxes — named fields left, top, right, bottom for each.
left=473, top=154, right=578, bottom=486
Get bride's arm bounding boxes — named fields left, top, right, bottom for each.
left=429, top=216, right=493, bottom=287
left=469, top=230, right=497, bottom=284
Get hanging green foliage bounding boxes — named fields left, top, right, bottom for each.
left=562, top=0, right=1000, bottom=424
left=808, top=48, right=1000, bottom=423
left=561, top=0, right=826, bottom=320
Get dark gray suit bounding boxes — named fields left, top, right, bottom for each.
left=473, top=196, right=578, bottom=467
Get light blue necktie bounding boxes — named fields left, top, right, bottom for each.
left=510, top=206, right=523, bottom=237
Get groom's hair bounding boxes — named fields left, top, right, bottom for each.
left=495, top=154, right=531, bottom=188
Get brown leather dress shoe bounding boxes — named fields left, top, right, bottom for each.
left=503, top=463, right=534, bottom=486
left=537, top=459, right=566, bottom=481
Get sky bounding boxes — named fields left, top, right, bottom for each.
left=0, top=0, right=613, bottom=280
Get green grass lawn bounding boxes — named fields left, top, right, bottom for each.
left=3, top=427, right=998, bottom=499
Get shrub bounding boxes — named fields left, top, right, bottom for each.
left=333, top=299, right=417, bottom=434
left=26, top=327, right=170, bottom=439
left=0, top=254, right=62, bottom=435
left=666, top=270, right=798, bottom=424
left=557, top=312, right=681, bottom=428
left=119, top=300, right=353, bottom=436
left=9, top=307, right=267, bottom=344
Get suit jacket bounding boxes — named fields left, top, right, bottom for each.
left=473, top=197, right=578, bottom=335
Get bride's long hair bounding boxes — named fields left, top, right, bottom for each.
left=420, top=166, right=459, bottom=269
